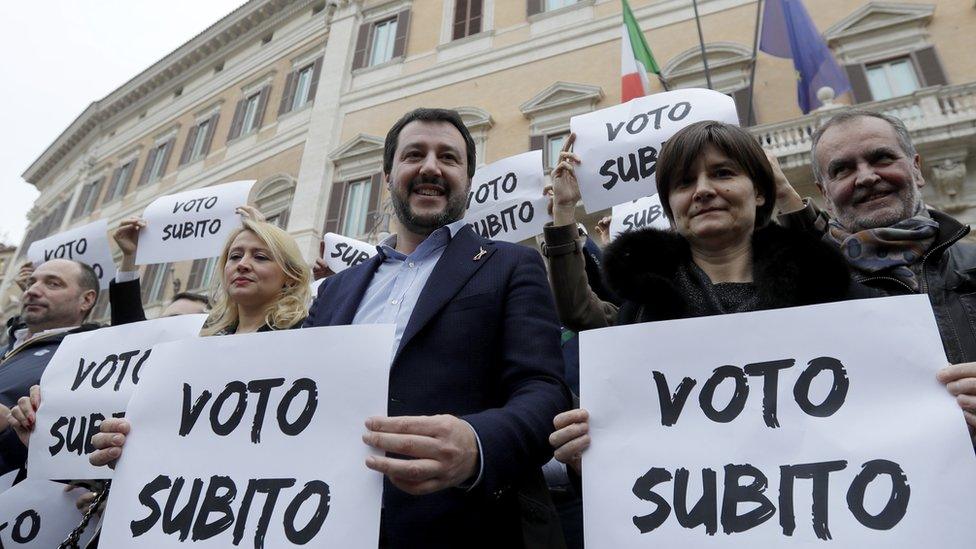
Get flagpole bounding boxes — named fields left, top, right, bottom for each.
left=691, top=0, right=713, bottom=90
left=746, top=0, right=764, bottom=125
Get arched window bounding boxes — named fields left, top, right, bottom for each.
left=662, top=43, right=754, bottom=125
left=253, top=177, right=297, bottom=229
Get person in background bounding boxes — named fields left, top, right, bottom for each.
left=547, top=120, right=865, bottom=476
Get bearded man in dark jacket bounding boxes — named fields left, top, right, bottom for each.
left=0, top=259, right=100, bottom=475
left=777, top=109, right=976, bottom=445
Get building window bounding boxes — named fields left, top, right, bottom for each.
left=254, top=178, right=296, bottom=229
left=103, top=160, right=135, bottom=203
left=140, top=140, right=172, bottom=186
left=370, top=18, right=398, bottom=66
left=453, top=0, right=483, bottom=40
left=279, top=59, right=323, bottom=116
left=342, top=178, right=371, bottom=236
left=352, top=11, right=411, bottom=70
left=180, top=113, right=219, bottom=166
left=141, top=263, right=170, bottom=304
left=71, top=178, right=104, bottom=220
left=865, top=57, right=921, bottom=101
left=228, top=86, right=270, bottom=140
left=324, top=174, right=383, bottom=238
left=545, top=132, right=568, bottom=170
left=241, top=93, right=262, bottom=134
left=186, top=257, right=218, bottom=292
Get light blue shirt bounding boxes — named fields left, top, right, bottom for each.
left=352, top=220, right=466, bottom=355
left=351, top=220, right=484, bottom=488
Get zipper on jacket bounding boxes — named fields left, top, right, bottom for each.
left=919, top=225, right=969, bottom=295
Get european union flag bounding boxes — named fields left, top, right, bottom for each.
left=760, top=0, right=850, bottom=113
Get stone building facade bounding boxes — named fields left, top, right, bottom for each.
left=3, top=0, right=975, bottom=322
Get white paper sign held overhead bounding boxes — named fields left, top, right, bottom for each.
left=136, top=180, right=255, bottom=265
left=27, top=219, right=117, bottom=290
left=463, top=151, right=551, bottom=242
left=323, top=233, right=376, bottom=273
left=29, top=314, right=207, bottom=480
left=609, top=194, right=671, bottom=240
left=570, top=88, right=739, bottom=213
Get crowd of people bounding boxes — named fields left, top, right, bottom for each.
left=0, top=105, right=974, bottom=548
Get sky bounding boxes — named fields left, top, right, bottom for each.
left=0, top=0, right=247, bottom=247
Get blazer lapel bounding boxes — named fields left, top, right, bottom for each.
left=394, top=226, right=496, bottom=362
left=332, top=253, right=384, bottom=325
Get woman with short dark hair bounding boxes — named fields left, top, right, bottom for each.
left=547, top=120, right=864, bottom=473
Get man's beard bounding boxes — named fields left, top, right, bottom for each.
left=391, top=175, right=468, bottom=236
left=837, top=183, right=925, bottom=232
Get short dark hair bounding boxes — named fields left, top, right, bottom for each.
left=73, top=261, right=100, bottom=320
left=810, top=109, right=916, bottom=184
left=656, top=120, right=776, bottom=228
left=383, top=108, right=477, bottom=178
left=171, top=292, right=209, bottom=307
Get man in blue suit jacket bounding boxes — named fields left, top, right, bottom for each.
left=305, top=108, right=571, bottom=548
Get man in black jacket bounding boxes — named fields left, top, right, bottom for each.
left=778, top=109, right=976, bottom=444
left=0, top=258, right=100, bottom=474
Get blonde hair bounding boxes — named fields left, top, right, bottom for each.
left=201, top=220, right=310, bottom=336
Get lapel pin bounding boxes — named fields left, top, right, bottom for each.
left=473, top=247, right=487, bottom=261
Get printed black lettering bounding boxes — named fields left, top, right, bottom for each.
left=647, top=105, right=667, bottom=130
left=674, top=467, right=717, bottom=535
left=606, top=121, right=626, bottom=141
left=247, top=378, right=286, bottom=443
left=210, top=381, right=248, bottom=436
left=179, top=384, right=213, bottom=437
left=779, top=460, right=847, bottom=540
left=11, top=509, right=40, bottom=543
left=668, top=102, right=692, bottom=121
left=632, top=467, right=672, bottom=533
left=162, top=477, right=204, bottom=542
left=626, top=113, right=649, bottom=135
left=699, top=366, right=749, bottom=423
left=721, top=464, right=775, bottom=534
left=846, top=460, right=910, bottom=530
left=794, top=357, right=849, bottom=417
left=743, top=359, right=795, bottom=428
left=282, top=481, right=331, bottom=543
left=191, top=475, right=236, bottom=541
left=652, top=371, right=696, bottom=427
left=277, top=378, right=318, bottom=436
left=233, top=478, right=296, bottom=548
left=501, top=172, right=517, bottom=194
left=130, top=475, right=172, bottom=537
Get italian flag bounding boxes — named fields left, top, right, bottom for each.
left=621, top=0, right=661, bottom=102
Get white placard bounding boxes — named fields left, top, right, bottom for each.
left=27, top=219, right=117, bottom=290
left=609, top=194, right=671, bottom=240
left=28, top=315, right=207, bottom=480
left=100, top=324, right=393, bottom=548
left=323, top=233, right=376, bottom=274
left=136, top=180, right=256, bottom=265
left=570, top=88, right=739, bottom=213
left=463, top=151, right=551, bottom=242
left=580, top=295, right=976, bottom=548
left=0, top=479, right=94, bottom=547
left=0, top=470, right=17, bottom=495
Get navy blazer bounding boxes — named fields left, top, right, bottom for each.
left=304, top=226, right=571, bottom=548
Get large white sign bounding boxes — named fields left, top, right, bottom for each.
left=609, top=194, right=671, bottom=240
left=28, top=315, right=207, bottom=480
left=463, top=151, right=551, bottom=243
left=580, top=295, right=976, bottom=548
left=0, top=479, right=94, bottom=547
left=100, top=324, right=393, bottom=548
left=136, top=180, right=255, bottom=265
left=570, top=88, right=739, bottom=213
left=323, top=233, right=376, bottom=274
left=27, top=219, right=117, bottom=290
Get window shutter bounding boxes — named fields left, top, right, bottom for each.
left=202, top=112, right=219, bottom=156
left=844, top=63, right=872, bottom=103
left=529, top=135, right=545, bottom=151
left=87, top=178, right=104, bottom=215
left=527, top=0, right=543, bottom=16
left=307, top=57, right=324, bottom=103
left=392, top=10, right=411, bottom=59
left=323, top=181, right=348, bottom=234
left=365, top=173, right=384, bottom=233
left=453, top=0, right=469, bottom=40
left=179, top=127, right=197, bottom=166
left=731, top=88, right=755, bottom=126
left=157, top=140, right=174, bottom=179
left=912, top=46, right=948, bottom=87
left=278, top=70, right=297, bottom=116
left=352, top=23, right=371, bottom=70
left=138, top=149, right=157, bottom=186
left=106, top=166, right=122, bottom=202
left=228, top=98, right=246, bottom=140
left=140, top=264, right=158, bottom=301
left=254, top=86, right=271, bottom=130
left=187, top=258, right=205, bottom=290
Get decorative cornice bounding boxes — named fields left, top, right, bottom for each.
left=824, top=2, right=935, bottom=43
left=329, top=133, right=384, bottom=162
left=519, top=81, right=604, bottom=118
left=23, top=0, right=320, bottom=186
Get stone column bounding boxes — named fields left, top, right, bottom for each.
left=287, top=0, right=360, bottom=260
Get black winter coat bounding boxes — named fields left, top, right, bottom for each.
left=602, top=224, right=865, bottom=325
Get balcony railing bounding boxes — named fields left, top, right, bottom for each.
left=751, top=82, right=976, bottom=168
